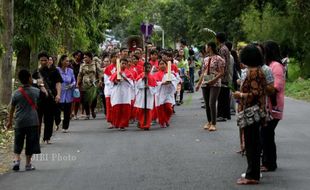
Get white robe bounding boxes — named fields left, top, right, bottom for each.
left=104, top=67, right=116, bottom=97
left=134, top=78, right=157, bottom=109
left=110, top=75, right=134, bottom=107
left=155, top=73, right=178, bottom=106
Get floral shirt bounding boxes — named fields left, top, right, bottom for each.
left=78, top=61, right=102, bottom=90
left=238, top=68, right=267, bottom=113
left=219, top=44, right=231, bottom=83
left=202, top=55, right=225, bottom=87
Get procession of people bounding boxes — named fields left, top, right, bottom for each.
left=6, top=32, right=286, bottom=186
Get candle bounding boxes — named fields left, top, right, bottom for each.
left=167, top=61, right=172, bottom=81
left=116, top=58, right=121, bottom=80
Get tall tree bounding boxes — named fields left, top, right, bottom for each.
left=0, top=0, right=14, bottom=105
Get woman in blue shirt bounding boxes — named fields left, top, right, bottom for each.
left=57, top=55, right=76, bottom=132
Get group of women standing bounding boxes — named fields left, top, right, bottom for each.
left=196, top=39, right=285, bottom=185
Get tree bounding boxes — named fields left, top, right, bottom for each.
left=0, top=0, right=14, bottom=106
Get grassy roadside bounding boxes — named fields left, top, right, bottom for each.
left=285, top=59, right=310, bottom=102
left=0, top=107, right=13, bottom=174
left=286, top=79, right=310, bottom=102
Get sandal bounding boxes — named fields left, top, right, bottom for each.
left=203, top=123, right=211, bottom=130
left=208, top=125, right=217, bottom=131
left=236, top=178, right=259, bottom=185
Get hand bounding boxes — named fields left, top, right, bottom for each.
left=6, top=121, right=12, bottom=130
left=40, top=87, right=48, bottom=96
left=162, top=81, right=171, bottom=85
left=195, top=85, right=200, bottom=92
left=206, top=80, right=216, bottom=86
left=233, top=91, right=242, bottom=99
left=55, top=95, right=61, bottom=103
left=37, top=79, right=44, bottom=86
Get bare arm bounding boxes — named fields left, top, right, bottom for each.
left=6, top=105, right=15, bottom=130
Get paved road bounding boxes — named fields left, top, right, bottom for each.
left=1, top=92, right=310, bottom=190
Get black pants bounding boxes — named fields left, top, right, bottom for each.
left=217, top=85, right=231, bottom=119
left=244, top=122, right=261, bottom=181
left=58, top=103, right=72, bottom=130
left=100, top=87, right=107, bottom=115
left=202, top=86, right=221, bottom=125
left=81, top=90, right=97, bottom=116
left=180, top=83, right=185, bottom=102
left=54, top=105, right=61, bottom=126
left=38, top=99, right=57, bottom=141
left=14, top=126, right=41, bottom=155
left=261, top=119, right=279, bottom=171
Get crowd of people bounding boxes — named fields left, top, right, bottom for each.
left=6, top=32, right=286, bottom=186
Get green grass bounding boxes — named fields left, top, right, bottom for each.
left=286, top=79, right=310, bottom=102
left=285, top=58, right=310, bottom=102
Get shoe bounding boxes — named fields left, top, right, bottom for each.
left=119, top=128, right=126, bottom=131
left=85, top=115, right=90, bottom=120
left=55, top=125, right=59, bottom=131
left=74, top=115, right=79, bottom=120
left=91, top=112, right=96, bottom=119
left=236, top=178, right=259, bottom=185
left=201, top=105, right=206, bottom=109
left=107, top=125, right=114, bottom=129
left=25, top=164, right=36, bottom=171
left=62, top=129, right=68, bottom=133
left=143, top=128, right=150, bottom=131
left=203, top=123, right=211, bottom=130
left=12, top=160, right=20, bottom=171
left=241, top=173, right=262, bottom=178
left=179, top=100, right=184, bottom=104
left=260, top=165, right=277, bottom=172
left=217, top=117, right=227, bottom=122
left=166, top=123, right=170, bottom=127
left=208, top=125, right=217, bottom=131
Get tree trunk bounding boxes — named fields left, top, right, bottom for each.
left=15, top=45, right=31, bottom=79
left=0, top=0, right=14, bottom=106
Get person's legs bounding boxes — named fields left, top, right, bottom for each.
left=62, top=103, right=72, bottom=130
left=14, top=127, right=25, bottom=168
left=91, top=95, right=98, bottom=118
left=189, top=67, right=195, bottom=92
left=43, top=100, right=55, bottom=142
left=204, top=88, right=211, bottom=123
left=209, top=87, right=221, bottom=125
left=202, top=87, right=209, bottom=117
left=81, top=91, right=90, bottom=118
left=179, top=84, right=184, bottom=103
left=261, top=119, right=279, bottom=171
left=54, top=104, right=62, bottom=127
left=25, top=126, right=40, bottom=169
left=244, top=122, right=261, bottom=180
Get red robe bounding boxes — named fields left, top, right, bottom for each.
left=104, top=63, right=116, bottom=124
left=110, top=69, right=134, bottom=128
left=134, top=72, right=157, bottom=129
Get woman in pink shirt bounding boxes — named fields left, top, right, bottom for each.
left=261, top=41, right=285, bottom=172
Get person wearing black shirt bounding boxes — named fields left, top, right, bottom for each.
left=33, top=52, right=63, bottom=144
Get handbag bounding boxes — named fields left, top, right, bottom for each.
left=237, top=104, right=266, bottom=128
left=203, top=57, right=215, bottom=85
left=73, top=88, right=80, bottom=98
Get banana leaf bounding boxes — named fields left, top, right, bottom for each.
left=86, top=86, right=99, bottom=103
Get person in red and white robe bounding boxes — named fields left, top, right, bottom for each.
left=110, top=58, right=134, bottom=130
left=103, top=52, right=117, bottom=128
left=134, top=64, right=157, bottom=130
left=154, top=60, right=178, bottom=128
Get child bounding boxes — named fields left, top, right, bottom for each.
left=110, top=58, right=134, bottom=130
left=154, top=60, right=178, bottom=128
left=6, top=69, right=47, bottom=171
left=104, top=52, right=117, bottom=128
left=134, top=63, right=157, bottom=130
